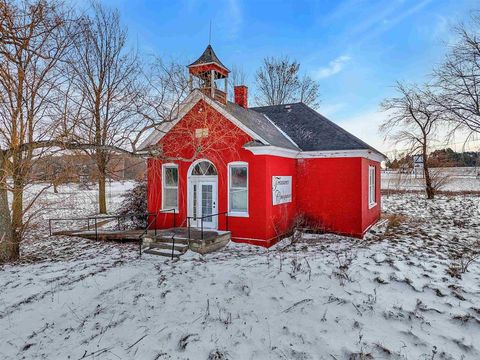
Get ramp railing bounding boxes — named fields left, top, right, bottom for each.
left=186, top=211, right=229, bottom=241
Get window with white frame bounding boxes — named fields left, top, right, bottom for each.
left=368, top=165, right=376, bottom=208
left=162, top=164, right=178, bottom=209
left=228, top=162, right=248, bottom=215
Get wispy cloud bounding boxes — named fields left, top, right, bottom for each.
left=356, top=0, right=433, bottom=46
left=313, top=55, right=351, bottom=79
left=382, top=0, right=433, bottom=31
left=225, top=0, right=243, bottom=39
left=319, top=102, right=346, bottom=117
left=337, top=108, right=388, bottom=153
left=322, top=0, right=434, bottom=50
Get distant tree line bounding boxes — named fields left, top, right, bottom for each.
left=429, top=149, right=480, bottom=168
left=386, top=148, right=480, bottom=169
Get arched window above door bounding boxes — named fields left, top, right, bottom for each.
left=191, top=161, right=217, bottom=176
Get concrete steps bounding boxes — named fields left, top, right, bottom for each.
left=143, top=248, right=184, bottom=257
left=142, top=235, right=189, bottom=258
left=140, top=228, right=231, bottom=257
left=144, top=236, right=189, bottom=245
left=148, top=242, right=188, bottom=253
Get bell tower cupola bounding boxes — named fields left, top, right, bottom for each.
left=188, top=45, right=230, bottom=104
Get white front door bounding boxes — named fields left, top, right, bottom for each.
left=189, top=179, right=217, bottom=229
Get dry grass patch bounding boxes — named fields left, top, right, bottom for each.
left=384, top=214, right=409, bottom=231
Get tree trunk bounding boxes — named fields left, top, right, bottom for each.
left=11, top=167, right=24, bottom=258
left=0, top=153, right=15, bottom=262
left=424, top=165, right=434, bottom=199
left=98, top=170, right=107, bottom=214
left=423, top=145, right=434, bottom=199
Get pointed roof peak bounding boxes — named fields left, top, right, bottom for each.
left=188, top=44, right=229, bottom=72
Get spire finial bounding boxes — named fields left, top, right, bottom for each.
left=209, top=20, right=212, bottom=45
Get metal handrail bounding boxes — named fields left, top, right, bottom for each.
left=171, top=234, right=176, bottom=260
left=48, top=215, right=106, bottom=241
left=49, top=209, right=177, bottom=258
left=138, top=212, right=158, bottom=257
left=187, top=211, right=229, bottom=240
left=138, top=208, right=176, bottom=257
left=50, top=212, right=157, bottom=243
left=159, top=208, right=177, bottom=228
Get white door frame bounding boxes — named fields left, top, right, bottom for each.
left=187, top=160, right=218, bottom=229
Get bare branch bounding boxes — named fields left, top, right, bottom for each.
left=380, top=82, right=443, bottom=199
left=254, top=56, right=320, bottom=108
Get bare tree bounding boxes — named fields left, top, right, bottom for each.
left=134, top=57, right=190, bottom=144
left=0, top=1, right=181, bottom=262
left=228, top=64, right=247, bottom=102
left=229, top=65, right=247, bottom=88
left=380, top=82, right=442, bottom=199
left=434, top=13, right=480, bottom=135
left=0, top=0, right=76, bottom=260
left=254, top=56, right=320, bottom=108
left=68, top=1, right=140, bottom=214
left=298, top=74, right=320, bottom=108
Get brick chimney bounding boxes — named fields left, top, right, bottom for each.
left=234, top=85, right=248, bottom=109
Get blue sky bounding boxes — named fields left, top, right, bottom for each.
left=93, top=0, right=477, bottom=153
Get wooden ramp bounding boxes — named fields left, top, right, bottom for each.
left=53, top=229, right=152, bottom=241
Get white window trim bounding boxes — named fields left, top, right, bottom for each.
left=162, top=163, right=179, bottom=211
left=227, top=161, right=249, bottom=217
left=368, top=165, right=377, bottom=209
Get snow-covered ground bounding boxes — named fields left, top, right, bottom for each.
left=382, top=167, right=480, bottom=192
left=1, top=184, right=480, bottom=359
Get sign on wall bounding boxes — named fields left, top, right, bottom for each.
left=195, top=128, right=209, bottom=138
left=413, top=154, right=424, bottom=165
left=272, top=176, right=292, bottom=205
left=412, top=154, right=424, bottom=178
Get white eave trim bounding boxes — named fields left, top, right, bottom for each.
left=138, top=89, right=269, bottom=151
left=244, top=146, right=386, bottom=162
left=299, top=149, right=386, bottom=162
left=244, top=146, right=299, bottom=158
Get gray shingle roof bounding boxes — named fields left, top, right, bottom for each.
left=139, top=89, right=384, bottom=158
left=252, top=102, right=382, bottom=154
left=225, top=101, right=300, bottom=150
left=188, top=45, right=229, bottom=72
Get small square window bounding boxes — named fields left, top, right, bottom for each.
left=229, top=164, right=248, bottom=215
left=368, top=166, right=376, bottom=208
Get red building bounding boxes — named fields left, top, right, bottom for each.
left=140, top=45, right=386, bottom=247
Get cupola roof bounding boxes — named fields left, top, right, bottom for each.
left=188, top=45, right=229, bottom=72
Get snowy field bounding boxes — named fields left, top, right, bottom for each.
left=382, top=167, right=480, bottom=192
left=1, top=183, right=480, bottom=359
